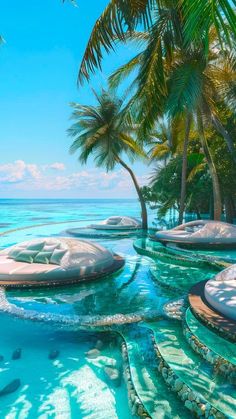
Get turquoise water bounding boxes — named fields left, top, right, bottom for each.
left=0, top=199, right=236, bottom=418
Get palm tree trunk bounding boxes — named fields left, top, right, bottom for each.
left=211, top=115, right=236, bottom=163
left=225, top=196, right=234, bottom=224
left=178, top=114, right=191, bottom=225
left=211, top=114, right=236, bottom=164
left=116, top=157, right=148, bottom=230
left=197, top=109, right=222, bottom=221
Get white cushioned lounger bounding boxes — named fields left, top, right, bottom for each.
left=205, top=278, right=236, bottom=321
left=155, top=220, right=236, bottom=248
left=89, top=216, right=141, bottom=230
left=0, top=237, right=124, bottom=287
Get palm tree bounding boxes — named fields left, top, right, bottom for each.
left=77, top=0, right=236, bottom=84
left=164, top=43, right=236, bottom=219
left=110, top=27, right=236, bottom=220
left=145, top=152, right=211, bottom=220
left=68, top=90, right=148, bottom=229
left=75, top=1, right=236, bottom=221
left=179, top=113, right=191, bottom=224
left=149, top=115, right=192, bottom=224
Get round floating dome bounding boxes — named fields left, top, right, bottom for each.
left=205, top=277, right=236, bottom=322
left=0, top=237, right=124, bottom=288
left=154, top=220, right=236, bottom=249
left=88, top=216, right=141, bottom=231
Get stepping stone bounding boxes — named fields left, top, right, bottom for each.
left=12, top=348, right=21, bottom=360
left=0, top=379, right=21, bottom=396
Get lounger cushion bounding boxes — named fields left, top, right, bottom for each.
left=155, top=220, right=236, bottom=247
left=27, top=242, right=45, bottom=251
left=15, top=250, right=39, bottom=263
left=215, top=264, right=236, bottom=282
left=34, top=251, right=52, bottom=264
left=204, top=278, right=236, bottom=321
left=90, top=216, right=141, bottom=230
left=50, top=249, right=67, bottom=265
left=0, top=237, right=118, bottom=283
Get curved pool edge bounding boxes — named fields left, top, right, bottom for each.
left=0, top=288, right=162, bottom=330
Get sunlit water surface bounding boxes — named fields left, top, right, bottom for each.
left=0, top=199, right=234, bottom=418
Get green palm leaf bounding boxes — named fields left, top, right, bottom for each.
left=78, top=0, right=153, bottom=84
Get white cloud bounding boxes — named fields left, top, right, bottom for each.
left=45, top=162, right=65, bottom=171
left=0, top=160, right=41, bottom=183
left=26, top=163, right=41, bottom=179
left=0, top=160, right=148, bottom=197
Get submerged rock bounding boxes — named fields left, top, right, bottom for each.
left=104, top=366, right=121, bottom=387
left=0, top=379, right=21, bottom=396
left=95, top=340, right=104, bottom=350
left=12, top=348, right=21, bottom=360
left=100, top=357, right=117, bottom=368
left=86, top=348, right=100, bottom=359
left=48, top=350, right=60, bottom=360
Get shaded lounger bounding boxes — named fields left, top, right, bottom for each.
left=204, top=264, right=236, bottom=321
left=88, top=216, right=141, bottom=231
left=0, top=237, right=124, bottom=288
left=153, top=220, right=236, bottom=249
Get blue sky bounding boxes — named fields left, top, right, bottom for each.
left=0, top=0, right=149, bottom=198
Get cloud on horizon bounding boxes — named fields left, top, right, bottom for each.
left=0, top=160, right=148, bottom=197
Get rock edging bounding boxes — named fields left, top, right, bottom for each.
left=151, top=335, right=226, bottom=419
left=121, top=340, right=151, bottom=418
left=183, top=318, right=236, bottom=384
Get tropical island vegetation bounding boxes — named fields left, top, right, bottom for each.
left=0, top=4, right=236, bottom=418
left=69, top=0, right=236, bottom=228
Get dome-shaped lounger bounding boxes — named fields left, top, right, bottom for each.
left=0, top=238, right=124, bottom=288
left=153, top=220, right=236, bottom=249
left=204, top=264, right=236, bottom=321
left=88, top=216, right=141, bottom=231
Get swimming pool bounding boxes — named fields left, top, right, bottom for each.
left=0, top=200, right=235, bottom=418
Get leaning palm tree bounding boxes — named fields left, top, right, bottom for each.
left=68, top=90, right=148, bottom=229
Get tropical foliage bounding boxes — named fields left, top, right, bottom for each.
left=78, top=0, right=236, bottom=84
left=70, top=0, right=236, bottom=225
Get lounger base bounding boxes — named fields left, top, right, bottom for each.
left=188, top=280, right=236, bottom=342
left=152, top=237, right=236, bottom=250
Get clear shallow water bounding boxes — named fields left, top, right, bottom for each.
left=7, top=239, right=171, bottom=319
left=0, top=199, right=236, bottom=418
left=0, top=314, right=130, bottom=419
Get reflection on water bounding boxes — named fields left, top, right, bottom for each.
left=8, top=251, right=171, bottom=318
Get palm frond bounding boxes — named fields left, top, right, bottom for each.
left=109, top=52, right=143, bottom=89
left=166, top=52, right=205, bottom=116
left=150, top=142, right=171, bottom=160
left=180, top=0, right=236, bottom=45
left=119, top=133, right=147, bottom=158
left=78, top=0, right=154, bottom=84
left=187, top=162, right=206, bottom=181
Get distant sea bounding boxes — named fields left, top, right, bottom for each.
left=0, top=198, right=155, bottom=231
